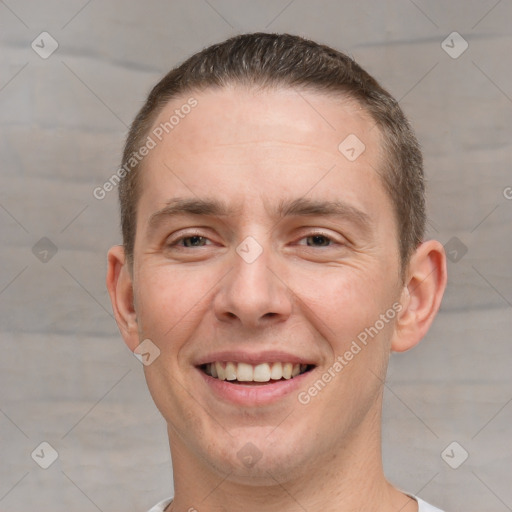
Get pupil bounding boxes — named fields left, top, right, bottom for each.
left=184, top=236, right=204, bottom=247
left=309, top=235, right=329, bottom=247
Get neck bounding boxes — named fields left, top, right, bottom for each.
left=165, top=401, right=417, bottom=512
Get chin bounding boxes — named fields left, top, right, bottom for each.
left=199, top=428, right=312, bottom=486
left=213, top=450, right=309, bottom=487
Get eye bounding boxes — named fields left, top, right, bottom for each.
left=296, top=232, right=338, bottom=248
left=303, top=234, right=332, bottom=247
left=167, top=234, right=212, bottom=248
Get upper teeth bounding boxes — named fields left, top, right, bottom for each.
left=205, top=362, right=308, bottom=382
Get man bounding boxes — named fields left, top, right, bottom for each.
left=106, top=33, right=447, bottom=511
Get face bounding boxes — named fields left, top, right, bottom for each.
left=126, top=86, right=406, bottom=483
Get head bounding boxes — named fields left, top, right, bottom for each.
left=119, top=32, right=425, bottom=276
left=107, top=33, right=446, bottom=487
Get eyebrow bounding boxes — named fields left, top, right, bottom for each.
left=276, top=197, right=372, bottom=231
left=146, top=196, right=372, bottom=234
left=147, top=197, right=237, bottom=234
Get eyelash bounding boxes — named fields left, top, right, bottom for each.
left=167, top=231, right=340, bottom=249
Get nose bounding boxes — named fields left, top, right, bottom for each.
left=213, top=237, right=293, bottom=329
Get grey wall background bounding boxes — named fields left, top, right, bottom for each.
left=1, top=1, right=511, bottom=511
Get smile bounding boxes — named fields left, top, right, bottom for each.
left=200, top=361, right=314, bottom=384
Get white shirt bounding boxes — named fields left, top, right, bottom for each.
left=147, top=494, right=445, bottom=511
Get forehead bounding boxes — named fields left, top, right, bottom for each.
left=150, top=86, right=378, bottom=159
left=138, top=86, right=391, bottom=224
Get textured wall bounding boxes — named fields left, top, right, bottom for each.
left=1, top=1, right=511, bottom=511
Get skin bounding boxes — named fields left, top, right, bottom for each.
left=107, top=86, right=447, bottom=512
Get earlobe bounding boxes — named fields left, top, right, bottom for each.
left=106, top=245, right=140, bottom=351
left=391, top=240, right=447, bottom=353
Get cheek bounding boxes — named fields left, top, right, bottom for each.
left=134, top=266, right=218, bottom=421
left=289, top=265, right=387, bottom=343
left=134, top=265, right=215, bottom=343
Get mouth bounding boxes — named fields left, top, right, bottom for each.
left=198, top=361, right=315, bottom=386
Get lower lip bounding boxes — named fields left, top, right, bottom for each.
left=196, top=367, right=314, bottom=406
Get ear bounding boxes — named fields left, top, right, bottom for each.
left=106, top=245, right=140, bottom=351
left=391, top=239, right=447, bottom=352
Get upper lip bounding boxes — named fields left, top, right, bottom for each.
left=194, top=350, right=318, bottom=367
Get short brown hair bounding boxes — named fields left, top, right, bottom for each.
left=119, top=32, right=425, bottom=272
